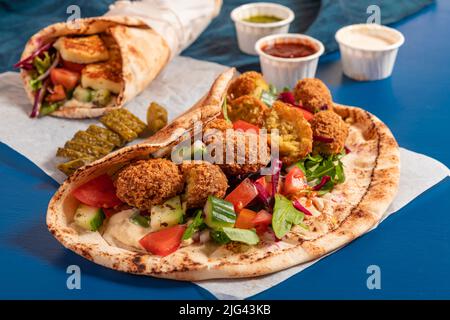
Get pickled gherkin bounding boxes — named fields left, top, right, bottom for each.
left=100, top=114, right=138, bottom=142
left=64, top=140, right=111, bottom=158
left=147, top=102, right=168, bottom=134
left=58, top=158, right=93, bottom=176
left=116, top=108, right=147, bottom=133
left=86, top=125, right=123, bottom=147
left=56, top=147, right=92, bottom=160
left=73, top=131, right=115, bottom=151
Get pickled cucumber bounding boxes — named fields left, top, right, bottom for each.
left=86, top=125, right=123, bottom=147
left=73, top=131, right=115, bottom=151
left=56, top=147, right=92, bottom=160
left=147, top=102, right=168, bottom=134
left=57, top=158, right=93, bottom=176
left=116, top=109, right=147, bottom=133
left=64, top=140, right=110, bottom=158
left=100, top=114, right=138, bottom=142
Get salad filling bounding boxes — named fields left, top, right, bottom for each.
left=15, top=34, right=123, bottom=117
left=68, top=72, right=350, bottom=257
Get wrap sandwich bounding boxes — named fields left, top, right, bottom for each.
left=14, top=0, right=222, bottom=118
left=46, top=69, right=400, bottom=280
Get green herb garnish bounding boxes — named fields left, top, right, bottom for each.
left=295, top=150, right=346, bottom=195
left=272, top=194, right=305, bottom=239
left=182, top=210, right=204, bottom=240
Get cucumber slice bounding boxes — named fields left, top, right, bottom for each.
left=74, top=203, right=105, bottom=231
left=92, top=89, right=111, bottom=106
left=204, top=196, right=236, bottom=229
left=130, top=212, right=150, bottom=228
left=150, top=196, right=184, bottom=231
left=73, top=86, right=92, bottom=102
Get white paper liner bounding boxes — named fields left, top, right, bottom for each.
left=0, top=58, right=448, bottom=299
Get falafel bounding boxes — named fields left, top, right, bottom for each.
left=310, top=110, right=349, bottom=155
left=227, top=71, right=269, bottom=100
left=181, top=161, right=228, bottom=208
left=227, top=95, right=268, bottom=127
left=294, top=78, right=333, bottom=113
left=115, top=158, right=184, bottom=210
left=204, top=129, right=270, bottom=176
left=264, top=101, right=313, bottom=166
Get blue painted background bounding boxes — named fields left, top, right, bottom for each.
left=0, top=0, right=449, bottom=299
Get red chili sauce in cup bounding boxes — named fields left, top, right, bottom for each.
left=262, top=39, right=317, bottom=58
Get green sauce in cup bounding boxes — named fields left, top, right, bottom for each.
left=243, top=15, right=283, bottom=23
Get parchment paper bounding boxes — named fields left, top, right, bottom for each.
left=0, top=58, right=448, bottom=299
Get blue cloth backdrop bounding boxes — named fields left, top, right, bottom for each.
left=0, top=0, right=433, bottom=73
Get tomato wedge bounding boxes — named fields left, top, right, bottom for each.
left=233, top=120, right=260, bottom=133
left=254, top=176, right=274, bottom=197
left=72, top=174, right=122, bottom=208
left=252, top=210, right=272, bottom=235
left=50, top=68, right=80, bottom=90
left=284, top=166, right=307, bottom=195
left=139, top=225, right=186, bottom=257
left=46, top=84, right=66, bottom=102
left=225, top=178, right=258, bottom=212
left=235, top=208, right=257, bottom=229
left=299, top=108, right=314, bottom=121
left=61, top=59, right=85, bottom=73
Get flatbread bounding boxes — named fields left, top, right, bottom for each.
left=20, top=16, right=170, bottom=118
left=46, top=68, right=400, bottom=280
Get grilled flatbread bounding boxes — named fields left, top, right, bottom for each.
left=46, top=68, right=400, bottom=280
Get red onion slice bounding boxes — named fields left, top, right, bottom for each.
left=312, top=175, right=331, bottom=191
left=14, top=42, right=53, bottom=69
left=292, top=199, right=313, bottom=216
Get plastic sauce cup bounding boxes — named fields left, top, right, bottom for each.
left=255, top=33, right=325, bottom=89
left=231, top=2, right=294, bottom=55
left=335, top=24, right=405, bottom=81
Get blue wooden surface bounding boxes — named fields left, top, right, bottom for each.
left=0, top=1, right=449, bottom=299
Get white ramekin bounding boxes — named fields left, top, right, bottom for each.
left=335, top=24, right=405, bottom=81
left=255, top=33, right=325, bottom=89
left=231, top=2, right=295, bottom=55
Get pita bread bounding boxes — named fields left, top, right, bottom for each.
left=20, top=16, right=170, bottom=118
left=46, top=68, right=400, bottom=280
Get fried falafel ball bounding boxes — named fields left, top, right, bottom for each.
left=204, top=129, right=270, bottom=176
left=310, top=110, right=349, bottom=155
left=294, top=78, right=333, bottom=113
left=227, top=71, right=269, bottom=100
left=115, top=158, right=184, bottom=210
left=181, top=161, right=228, bottom=208
left=227, top=95, right=268, bottom=127
left=264, top=101, right=313, bottom=166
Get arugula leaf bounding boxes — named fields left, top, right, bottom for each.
left=40, top=102, right=61, bottom=117
left=222, top=227, right=259, bottom=245
left=272, top=194, right=304, bottom=239
left=182, top=210, right=204, bottom=240
left=294, top=152, right=346, bottom=195
left=33, top=52, right=53, bottom=75
left=260, top=85, right=278, bottom=107
left=30, top=78, right=42, bottom=91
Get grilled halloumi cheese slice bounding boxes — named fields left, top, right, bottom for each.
left=81, top=35, right=123, bottom=94
left=54, top=35, right=109, bottom=64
